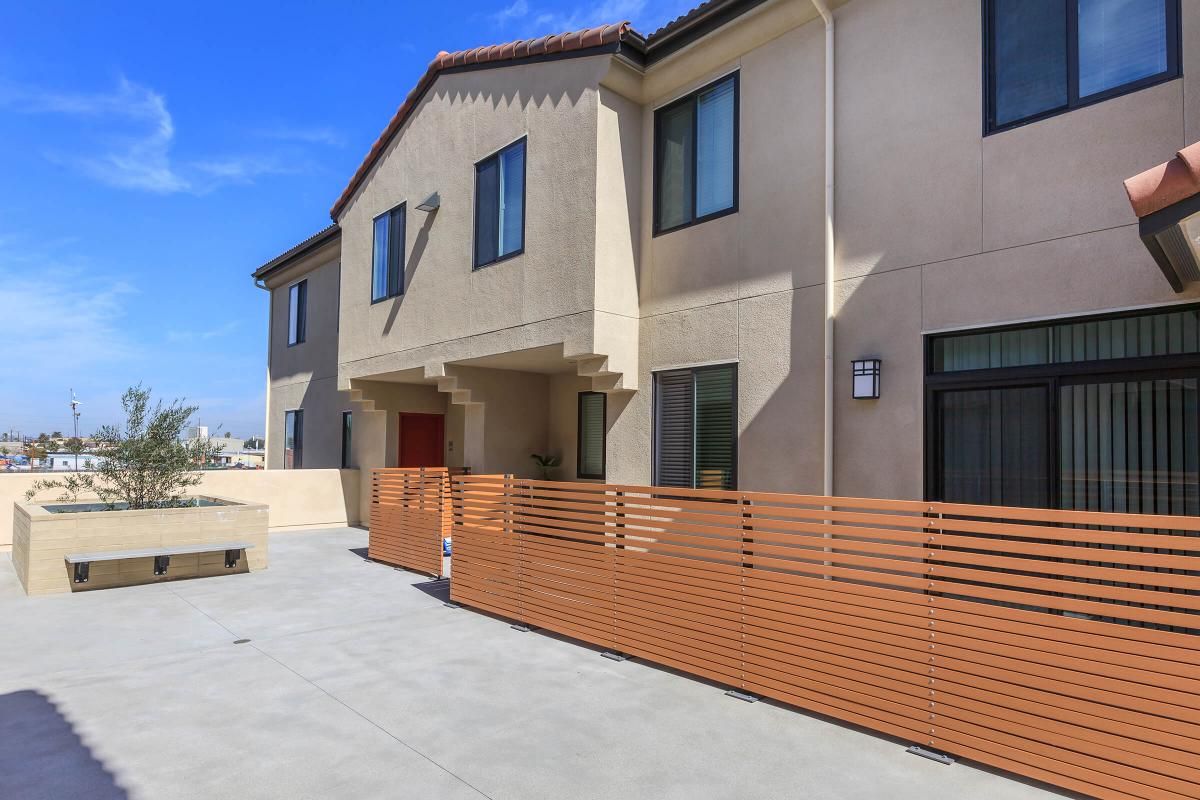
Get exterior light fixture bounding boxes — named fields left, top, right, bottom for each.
left=416, top=192, right=441, bottom=213
left=851, top=359, right=881, bottom=400
left=1125, top=143, right=1200, bottom=292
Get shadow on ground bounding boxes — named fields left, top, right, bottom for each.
left=0, top=689, right=128, bottom=800
left=411, top=578, right=451, bottom=603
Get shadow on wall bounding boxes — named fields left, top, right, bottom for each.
left=0, top=689, right=128, bottom=799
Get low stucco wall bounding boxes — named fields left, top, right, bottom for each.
left=0, top=469, right=361, bottom=552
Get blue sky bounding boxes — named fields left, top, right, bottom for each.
left=0, top=0, right=694, bottom=439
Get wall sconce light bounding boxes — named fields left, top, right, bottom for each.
left=416, top=192, right=441, bottom=213
left=852, top=358, right=881, bottom=399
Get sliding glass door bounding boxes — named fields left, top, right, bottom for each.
left=926, top=305, right=1200, bottom=511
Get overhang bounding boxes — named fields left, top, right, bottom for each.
left=1125, top=142, right=1200, bottom=292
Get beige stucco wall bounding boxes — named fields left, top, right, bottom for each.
left=335, top=56, right=624, bottom=385
left=259, top=0, right=1200, bottom=503
left=0, top=469, right=360, bottom=552
left=265, top=247, right=349, bottom=469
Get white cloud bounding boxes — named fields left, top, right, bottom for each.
left=1, top=77, right=318, bottom=194
left=491, top=0, right=531, bottom=24
left=166, top=321, right=239, bottom=344
left=488, top=0, right=695, bottom=37
left=254, top=124, right=345, bottom=148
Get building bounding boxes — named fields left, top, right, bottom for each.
left=44, top=453, right=106, bottom=471
left=254, top=0, right=1200, bottom=516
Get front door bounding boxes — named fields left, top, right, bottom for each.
left=398, top=413, right=445, bottom=468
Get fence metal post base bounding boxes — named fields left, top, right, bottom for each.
left=510, top=624, right=535, bottom=632
left=906, top=746, right=954, bottom=765
left=601, top=651, right=630, bottom=662
left=725, top=690, right=759, bottom=703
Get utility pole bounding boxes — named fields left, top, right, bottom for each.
left=70, top=390, right=82, bottom=472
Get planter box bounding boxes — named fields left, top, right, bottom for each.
left=12, top=495, right=268, bottom=596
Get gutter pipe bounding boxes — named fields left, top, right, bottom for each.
left=811, top=0, right=835, bottom=498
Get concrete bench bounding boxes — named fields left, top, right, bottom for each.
left=65, top=542, right=255, bottom=584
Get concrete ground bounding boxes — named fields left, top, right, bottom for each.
left=0, top=528, right=1075, bottom=800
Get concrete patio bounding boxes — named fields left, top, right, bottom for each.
left=0, top=528, right=1074, bottom=800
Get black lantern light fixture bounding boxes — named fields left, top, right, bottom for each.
left=851, top=358, right=881, bottom=400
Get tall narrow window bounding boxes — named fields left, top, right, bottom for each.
left=371, top=204, right=405, bottom=302
left=654, top=73, right=738, bottom=234
left=654, top=364, right=737, bottom=490
left=284, top=409, right=303, bottom=470
left=474, top=138, right=525, bottom=268
left=577, top=392, right=606, bottom=479
left=341, top=411, right=352, bottom=469
left=287, top=280, right=307, bottom=346
left=985, top=0, right=1179, bottom=133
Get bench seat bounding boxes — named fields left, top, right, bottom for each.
left=65, top=542, right=256, bottom=564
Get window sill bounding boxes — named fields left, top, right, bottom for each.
left=473, top=248, right=524, bottom=271
left=370, top=292, right=404, bottom=305
left=985, top=72, right=1180, bottom=136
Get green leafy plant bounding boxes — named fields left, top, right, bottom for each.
left=530, top=453, right=561, bottom=481
left=24, top=385, right=224, bottom=510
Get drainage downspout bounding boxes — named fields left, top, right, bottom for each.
left=812, top=0, right=835, bottom=498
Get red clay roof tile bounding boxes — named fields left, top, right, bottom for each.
left=1125, top=142, right=1200, bottom=219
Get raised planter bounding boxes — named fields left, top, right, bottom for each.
left=12, top=495, right=268, bottom=596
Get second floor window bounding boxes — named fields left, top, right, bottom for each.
left=474, top=138, right=526, bottom=268
left=372, top=204, right=405, bottom=302
left=287, top=280, right=306, bottom=346
left=655, top=73, right=738, bottom=235
left=986, top=0, right=1180, bottom=133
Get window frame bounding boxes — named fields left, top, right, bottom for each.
left=473, top=136, right=528, bottom=270
left=340, top=410, right=352, bottom=469
left=576, top=391, right=607, bottom=480
left=923, top=303, right=1200, bottom=504
left=284, top=409, right=304, bottom=470
left=287, top=279, right=307, bottom=347
left=371, top=203, right=406, bottom=304
left=651, top=362, right=739, bottom=489
left=983, top=0, right=1182, bottom=135
left=653, top=71, right=740, bottom=237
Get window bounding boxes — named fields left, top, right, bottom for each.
left=372, top=204, right=405, bottom=302
left=654, top=364, right=737, bottom=489
left=654, top=73, right=738, bottom=234
left=985, top=0, right=1180, bottom=133
left=926, top=305, right=1200, bottom=513
left=474, top=138, right=526, bottom=268
left=577, top=392, right=606, bottom=479
left=284, top=410, right=303, bottom=469
left=287, top=280, right=307, bottom=345
left=341, top=411, right=352, bottom=469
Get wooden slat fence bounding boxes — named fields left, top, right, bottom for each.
left=369, top=468, right=464, bottom=577
left=449, top=476, right=1200, bottom=800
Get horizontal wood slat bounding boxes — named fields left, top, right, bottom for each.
left=449, top=476, right=1200, bottom=800
left=369, top=468, right=467, bottom=577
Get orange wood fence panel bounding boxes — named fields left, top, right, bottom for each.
left=369, top=468, right=460, bottom=577
left=449, top=476, right=1200, bottom=800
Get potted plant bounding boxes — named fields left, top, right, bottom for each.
left=530, top=453, right=561, bottom=480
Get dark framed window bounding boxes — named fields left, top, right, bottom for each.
left=474, top=138, right=526, bottom=268
left=577, top=391, right=606, bottom=479
left=287, top=280, right=307, bottom=346
left=654, top=72, right=739, bottom=235
left=925, top=304, right=1200, bottom=513
left=984, top=0, right=1181, bottom=134
left=372, top=204, right=405, bottom=302
left=341, top=411, right=352, bottom=469
left=653, top=363, right=737, bottom=490
left=284, top=409, right=304, bottom=470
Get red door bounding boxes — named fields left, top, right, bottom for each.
left=398, top=413, right=445, bottom=467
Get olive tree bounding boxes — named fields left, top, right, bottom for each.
left=25, top=386, right=223, bottom=509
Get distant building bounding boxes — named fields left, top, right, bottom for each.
left=44, top=453, right=106, bottom=471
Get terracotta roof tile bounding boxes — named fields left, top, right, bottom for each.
left=1125, top=142, right=1200, bottom=219
left=329, top=22, right=634, bottom=219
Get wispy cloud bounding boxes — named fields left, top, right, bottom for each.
left=0, top=77, right=318, bottom=194
left=166, top=321, right=240, bottom=344
left=485, top=0, right=697, bottom=37
left=254, top=124, right=346, bottom=148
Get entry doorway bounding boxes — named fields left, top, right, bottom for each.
left=398, top=413, right=445, bottom=468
